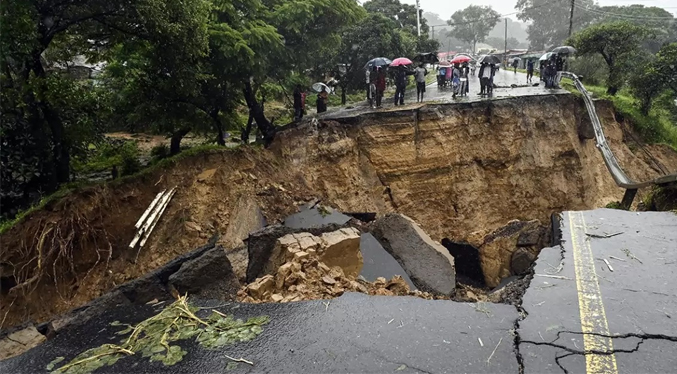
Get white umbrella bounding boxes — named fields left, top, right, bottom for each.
left=312, top=82, right=330, bottom=93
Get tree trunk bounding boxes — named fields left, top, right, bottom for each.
left=242, top=111, right=254, bottom=144
left=28, top=52, right=70, bottom=186
left=606, top=86, right=618, bottom=96
left=170, top=127, right=191, bottom=155
left=209, top=109, right=225, bottom=146
left=243, top=82, right=276, bottom=146
left=341, top=86, right=347, bottom=105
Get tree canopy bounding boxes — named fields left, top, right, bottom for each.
left=515, top=0, right=596, bottom=50
left=448, top=5, right=501, bottom=53
left=568, top=21, right=649, bottom=95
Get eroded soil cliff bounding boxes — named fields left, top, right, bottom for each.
left=1, top=94, right=675, bottom=328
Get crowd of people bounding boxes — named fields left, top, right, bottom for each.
left=291, top=51, right=568, bottom=121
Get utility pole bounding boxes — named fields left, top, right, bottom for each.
left=568, top=0, right=575, bottom=37
left=431, top=26, right=435, bottom=40
left=415, top=0, right=421, bottom=37
left=504, top=18, right=508, bottom=67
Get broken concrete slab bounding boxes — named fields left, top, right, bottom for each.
left=168, top=246, right=240, bottom=301
left=359, top=233, right=416, bottom=289
left=222, top=196, right=266, bottom=249
left=283, top=206, right=351, bottom=229
left=0, top=325, right=46, bottom=360
left=441, top=238, right=485, bottom=287
left=371, top=214, right=456, bottom=295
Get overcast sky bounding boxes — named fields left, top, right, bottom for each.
left=398, top=0, right=677, bottom=21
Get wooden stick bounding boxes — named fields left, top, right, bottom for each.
left=225, top=355, right=254, bottom=365
left=135, top=190, right=165, bottom=229
left=139, top=188, right=176, bottom=249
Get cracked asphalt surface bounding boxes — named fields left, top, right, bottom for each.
left=1, top=208, right=675, bottom=373
left=520, top=209, right=677, bottom=374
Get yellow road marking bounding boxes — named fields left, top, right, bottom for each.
left=568, top=211, right=618, bottom=374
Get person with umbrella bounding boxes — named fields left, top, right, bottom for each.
left=414, top=63, right=428, bottom=103
left=375, top=66, right=386, bottom=108
left=316, top=86, right=329, bottom=113
left=511, top=58, right=519, bottom=73
left=391, top=58, right=413, bottom=105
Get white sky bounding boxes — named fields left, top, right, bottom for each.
left=398, top=0, right=677, bottom=21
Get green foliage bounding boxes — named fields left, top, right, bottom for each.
left=48, top=296, right=269, bottom=374
left=567, top=55, right=609, bottom=86
left=516, top=0, right=596, bottom=49
left=568, top=21, right=649, bottom=95
left=594, top=5, right=676, bottom=54
left=605, top=201, right=622, bottom=209
left=71, top=140, right=140, bottom=176
left=363, top=0, right=429, bottom=35
left=448, top=5, right=501, bottom=53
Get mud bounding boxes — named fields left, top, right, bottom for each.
left=2, top=94, right=676, bottom=328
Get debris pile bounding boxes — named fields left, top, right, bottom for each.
left=238, top=229, right=437, bottom=303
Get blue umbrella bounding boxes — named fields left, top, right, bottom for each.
left=364, top=57, right=392, bottom=69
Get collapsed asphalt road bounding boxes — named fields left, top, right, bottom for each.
left=1, top=208, right=675, bottom=373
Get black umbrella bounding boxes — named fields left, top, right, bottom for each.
left=477, top=54, right=501, bottom=65
left=364, top=57, right=392, bottom=69
left=552, top=46, right=576, bottom=55
left=413, top=52, right=439, bottom=64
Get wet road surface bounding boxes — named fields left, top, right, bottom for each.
left=520, top=209, right=677, bottom=374
left=325, top=69, right=568, bottom=120
left=2, top=208, right=675, bottom=373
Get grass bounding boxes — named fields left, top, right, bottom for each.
left=560, top=78, right=677, bottom=150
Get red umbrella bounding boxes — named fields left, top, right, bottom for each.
left=390, top=57, right=413, bottom=67
left=450, top=55, right=471, bottom=64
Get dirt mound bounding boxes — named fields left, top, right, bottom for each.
left=2, top=94, right=677, bottom=329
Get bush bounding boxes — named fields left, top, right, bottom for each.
left=119, top=142, right=141, bottom=176
left=568, top=55, right=608, bottom=86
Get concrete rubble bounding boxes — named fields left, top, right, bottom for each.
left=0, top=326, right=46, bottom=360
left=370, top=214, right=456, bottom=295
left=238, top=228, right=437, bottom=303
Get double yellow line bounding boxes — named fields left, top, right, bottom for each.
left=568, top=211, right=618, bottom=374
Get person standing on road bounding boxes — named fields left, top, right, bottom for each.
left=375, top=67, right=386, bottom=108
left=478, top=62, right=489, bottom=95
left=316, top=86, right=328, bottom=113
left=414, top=63, right=428, bottom=103
left=365, top=68, right=371, bottom=101
left=461, top=62, right=470, bottom=96
left=393, top=66, right=411, bottom=106
left=488, top=64, right=497, bottom=95
left=526, top=59, right=534, bottom=83
left=512, top=58, right=519, bottom=73
left=293, top=84, right=304, bottom=121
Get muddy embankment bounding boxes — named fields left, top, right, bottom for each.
left=1, top=94, right=676, bottom=329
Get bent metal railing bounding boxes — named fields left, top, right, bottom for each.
left=561, top=72, right=677, bottom=207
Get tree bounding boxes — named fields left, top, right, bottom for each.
left=653, top=43, right=677, bottom=94
left=568, top=21, right=649, bottom=95
left=1, top=0, right=210, bottom=212
left=594, top=5, right=676, bottom=54
left=363, top=0, right=429, bottom=36
left=331, top=13, right=416, bottom=103
left=516, top=0, right=596, bottom=50
left=448, top=5, right=500, bottom=53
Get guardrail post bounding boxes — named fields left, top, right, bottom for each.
left=620, top=189, right=637, bottom=210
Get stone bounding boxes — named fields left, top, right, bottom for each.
left=196, top=168, right=217, bottom=182
left=371, top=214, right=456, bottom=295
left=517, top=226, right=547, bottom=247
left=271, top=294, right=284, bottom=302
left=319, top=228, right=363, bottom=278
left=294, top=251, right=310, bottom=261
left=511, top=248, right=537, bottom=275
left=322, top=276, right=336, bottom=285
left=479, top=220, right=545, bottom=287
left=245, top=223, right=348, bottom=283
left=168, top=246, right=240, bottom=301
left=0, top=326, right=46, bottom=360
left=247, top=275, right=275, bottom=298
left=226, top=246, right=248, bottom=282
left=284, top=206, right=351, bottom=229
